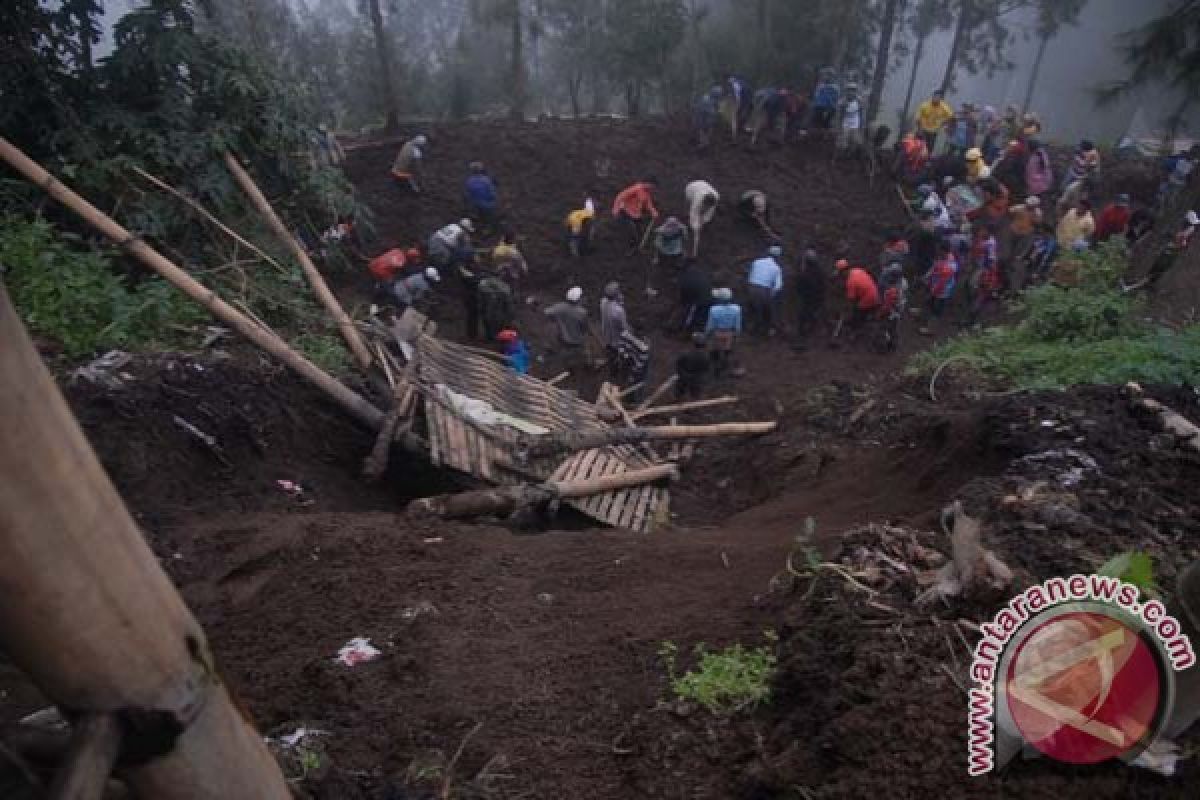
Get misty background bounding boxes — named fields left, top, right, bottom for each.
left=87, top=0, right=1195, bottom=145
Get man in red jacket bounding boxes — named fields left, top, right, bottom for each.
left=835, top=259, right=881, bottom=343
left=1094, top=194, right=1132, bottom=244
left=612, top=178, right=660, bottom=254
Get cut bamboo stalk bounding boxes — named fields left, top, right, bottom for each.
left=0, top=282, right=290, bottom=798
left=631, top=395, right=739, bottom=421
left=618, top=381, right=645, bottom=399
left=223, top=152, right=373, bottom=371
left=606, top=384, right=661, bottom=462
left=47, top=713, right=120, bottom=800
left=523, top=420, right=777, bottom=458
left=411, top=464, right=678, bottom=520
left=0, top=138, right=383, bottom=430
left=635, top=375, right=678, bottom=411
left=131, top=166, right=288, bottom=274
left=547, top=371, right=570, bottom=386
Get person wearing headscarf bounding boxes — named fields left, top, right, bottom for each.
left=392, top=134, right=428, bottom=192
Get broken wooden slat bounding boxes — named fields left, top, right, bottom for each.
left=631, top=396, right=739, bottom=422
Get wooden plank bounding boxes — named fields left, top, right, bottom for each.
left=427, top=405, right=442, bottom=466
left=629, top=483, right=658, bottom=533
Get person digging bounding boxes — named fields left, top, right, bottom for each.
left=705, top=287, right=742, bottom=378
left=832, top=258, right=881, bottom=348
left=391, top=134, right=427, bottom=193
left=612, top=178, right=660, bottom=256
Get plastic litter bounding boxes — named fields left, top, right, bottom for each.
left=335, top=637, right=381, bottom=666
left=276, top=479, right=306, bottom=496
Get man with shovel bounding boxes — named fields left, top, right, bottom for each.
left=738, top=189, right=778, bottom=240
left=612, top=178, right=660, bottom=255
left=685, top=180, right=719, bottom=258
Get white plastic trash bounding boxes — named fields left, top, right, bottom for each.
left=335, top=637, right=381, bottom=667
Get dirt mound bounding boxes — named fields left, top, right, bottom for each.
left=62, top=349, right=427, bottom=527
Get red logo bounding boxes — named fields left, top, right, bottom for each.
left=1005, top=610, right=1165, bottom=764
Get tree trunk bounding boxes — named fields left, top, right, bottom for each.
left=1021, top=30, right=1049, bottom=115
left=756, top=0, right=771, bottom=82
left=367, top=0, right=400, bottom=132
left=899, top=31, right=925, bottom=133
left=868, top=0, right=903, bottom=124
left=510, top=0, right=527, bottom=119
left=568, top=73, right=583, bottom=117
left=940, top=0, right=971, bottom=94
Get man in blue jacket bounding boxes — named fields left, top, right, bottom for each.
left=464, top=161, right=498, bottom=232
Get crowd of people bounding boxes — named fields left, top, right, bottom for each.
left=349, top=89, right=1197, bottom=402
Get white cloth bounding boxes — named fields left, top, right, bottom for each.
left=434, top=223, right=465, bottom=246
left=685, top=180, right=719, bottom=231
left=842, top=99, right=862, bottom=131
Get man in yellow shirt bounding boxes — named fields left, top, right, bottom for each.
left=565, top=198, right=596, bottom=257
left=915, top=89, right=953, bottom=153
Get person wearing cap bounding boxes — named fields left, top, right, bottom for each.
left=477, top=267, right=516, bottom=342
left=1056, top=200, right=1095, bottom=250
left=747, top=245, right=784, bottom=336
left=496, top=328, right=531, bottom=375
left=916, top=89, right=954, bottom=153
left=704, top=288, right=742, bottom=377
left=675, top=333, right=711, bottom=401
left=612, top=178, right=660, bottom=254
left=491, top=229, right=528, bottom=292
left=427, top=219, right=475, bottom=271
left=565, top=198, right=596, bottom=257
left=1094, top=194, right=1133, bottom=244
left=599, top=282, right=629, bottom=382
left=392, top=267, right=441, bottom=310
left=964, top=148, right=990, bottom=183
left=685, top=180, right=719, bottom=257
left=463, top=161, right=499, bottom=232
left=836, top=82, right=864, bottom=159
left=794, top=248, right=827, bottom=350
left=544, top=288, right=590, bottom=371
left=652, top=216, right=689, bottom=274
left=392, top=134, right=428, bottom=192
left=1146, top=211, right=1199, bottom=288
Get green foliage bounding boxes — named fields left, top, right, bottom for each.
left=659, top=633, right=778, bottom=714
left=293, top=331, right=352, bottom=377
left=910, top=241, right=1200, bottom=389
left=1098, top=551, right=1159, bottom=597
left=0, top=216, right=203, bottom=358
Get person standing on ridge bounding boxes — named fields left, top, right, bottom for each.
left=915, top=89, right=954, bottom=153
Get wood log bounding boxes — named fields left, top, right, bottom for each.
left=47, top=714, right=120, bottom=800
left=131, top=167, right=288, bottom=274
left=522, top=421, right=777, bottom=459
left=1132, top=392, right=1200, bottom=452
left=0, top=137, right=384, bottom=430
left=631, top=395, right=738, bottom=421
left=635, top=375, right=679, bottom=411
left=0, top=283, right=290, bottom=798
left=411, top=464, right=678, bottom=520
left=546, top=371, right=570, bottom=386
left=223, top=153, right=373, bottom=371
left=606, top=384, right=660, bottom=462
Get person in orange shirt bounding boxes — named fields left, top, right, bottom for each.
left=835, top=259, right=881, bottom=341
left=612, top=178, right=660, bottom=254
left=368, top=246, right=421, bottom=285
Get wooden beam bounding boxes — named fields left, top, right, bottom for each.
left=0, top=137, right=384, bottom=430
left=223, top=152, right=374, bottom=371
left=47, top=714, right=120, bottom=800
left=411, top=464, right=678, bottom=520
left=635, top=375, right=678, bottom=411
left=547, top=371, right=570, bottom=386
left=523, top=421, right=777, bottom=459
left=630, top=395, right=738, bottom=421
left=0, top=282, right=290, bottom=799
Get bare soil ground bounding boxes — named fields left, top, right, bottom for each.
left=3, top=119, right=1198, bottom=799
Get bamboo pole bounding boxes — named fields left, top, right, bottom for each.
left=223, top=152, right=373, bottom=371
left=635, top=375, right=679, bottom=411
left=130, top=166, right=289, bottom=274
left=0, top=138, right=384, bottom=430
left=631, top=395, right=739, bottom=421
left=523, top=420, right=777, bottom=458
left=0, top=282, right=290, bottom=798
left=411, top=464, right=678, bottom=520
left=47, top=714, right=120, bottom=800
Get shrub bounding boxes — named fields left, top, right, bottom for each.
left=659, top=633, right=778, bottom=714
left=910, top=241, right=1200, bottom=389
left=0, top=216, right=203, bottom=358
left=293, top=331, right=352, bottom=376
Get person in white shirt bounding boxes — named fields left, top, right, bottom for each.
left=838, top=83, right=865, bottom=158
left=685, top=180, right=719, bottom=258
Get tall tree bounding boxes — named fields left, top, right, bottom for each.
left=867, top=0, right=904, bottom=124
left=938, top=0, right=1026, bottom=93
left=897, top=0, right=951, bottom=130
left=1021, top=0, right=1087, bottom=114
left=365, top=0, right=400, bottom=131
